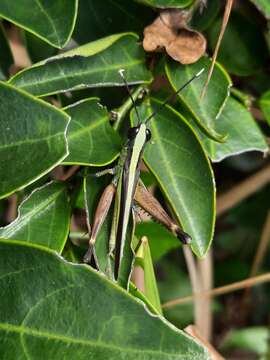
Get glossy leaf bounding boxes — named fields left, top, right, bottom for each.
left=62, top=241, right=86, bottom=264
left=166, top=57, right=232, bottom=142
left=191, top=0, right=221, bottom=31
left=266, top=24, right=270, bottom=52
left=73, top=0, right=154, bottom=44
left=0, top=182, right=70, bottom=252
left=260, top=90, right=270, bottom=126
left=63, top=98, right=121, bottom=166
left=196, top=97, right=268, bottom=162
left=0, top=240, right=211, bottom=359
left=0, top=0, right=78, bottom=48
left=135, top=237, right=162, bottom=314
left=135, top=221, right=180, bottom=261
left=24, top=31, right=57, bottom=63
left=129, top=282, right=160, bottom=315
left=10, top=33, right=153, bottom=96
left=249, top=0, right=270, bottom=19
left=0, top=24, right=13, bottom=80
left=132, top=99, right=215, bottom=257
left=208, top=12, right=268, bottom=76
left=135, top=0, right=194, bottom=8
left=231, top=88, right=252, bottom=108
left=0, top=82, right=69, bottom=199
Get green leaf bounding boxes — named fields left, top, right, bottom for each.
left=196, top=97, right=268, bottom=162
left=62, top=240, right=85, bottom=263
left=159, top=262, right=194, bottom=327
left=10, top=33, right=153, bottom=96
left=208, top=12, right=268, bottom=76
left=0, top=240, right=211, bottom=359
left=222, top=327, right=268, bottom=355
left=166, top=57, right=232, bottom=142
left=24, top=31, right=57, bottom=63
left=129, top=282, right=160, bottom=315
left=230, top=88, right=252, bottom=108
left=191, top=0, right=221, bottom=31
left=249, top=0, right=270, bottom=19
left=266, top=23, right=270, bottom=52
left=135, top=221, right=180, bottom=261
left=0, top=24, right=13, bottom=80
left=0, top=82, right=69, bottom=199
left=73, top=0, right=154, bottom=44
left=0, top=182, right=70, bottom=252
left=260, top=90, right=270, bottom=126
left=132, top=99, right=215, bottom=257
left=63, top=98, right=121, bottom=166
left=135, top=0, right=194, bottom=9
left=135, top=237, right=162, bottom=314
left=0, top=0, right=78, bottom=48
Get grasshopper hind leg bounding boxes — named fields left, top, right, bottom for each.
left=175, top=227, right=192, bottom=245
left=83, top=243, right=99, bottom=270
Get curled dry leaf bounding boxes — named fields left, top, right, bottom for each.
left=166, top=28, right=207, bottom=64
left=143, top=9, right=206, bottom=64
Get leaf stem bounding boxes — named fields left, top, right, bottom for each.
left=162, top=272, right=270, bottom=308
left=112, top=85, right=146, bottom=131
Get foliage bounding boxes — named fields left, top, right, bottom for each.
left=0, top=0, right=269, bottom=358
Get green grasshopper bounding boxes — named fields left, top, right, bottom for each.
left=84, top=68, right=204, bottom=288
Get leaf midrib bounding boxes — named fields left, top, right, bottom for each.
left=14, top=59, right=144, bottom=89
left=0, top=323, right=194, bottom=359
left=0, top=132, right=64, bottom=151
left=35, top=0, right=59, bottom=45
left=149, top=123, right=198, bottom=238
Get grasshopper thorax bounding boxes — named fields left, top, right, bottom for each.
left=127, top=124, right=151, bottom=142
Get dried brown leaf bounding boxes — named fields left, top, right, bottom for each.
left=143, top=9, right=206, bottom=65
left=166, top=28, right=206, bottom=64
left=143, top=16, right=175, bottom=52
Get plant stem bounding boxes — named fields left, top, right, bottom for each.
left=162, top=272, right=270, bottom=308
left=112, top=85, right=146, bottom=131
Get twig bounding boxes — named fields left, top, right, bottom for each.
left=162, top=272, right=270, bottom=308
left=242, top=211, right=270, bottom=302
left=6, top=194, right=18, bottom=223
left=61, top=165, right=80, bottom=181
left=131, top=266, right=145, bottom=293
left=200, top=0, right=233, bottom=99
left=183, top=247, right=202, bottom=332
left=250, top=211, right=270, bottom=278
left=216, top=163, right=270, bottom=217
left=112, top=85, right=145, bottom=131
left=197, top=249, right=213, bottom=341
left=7, top=26, right=31, bottom=69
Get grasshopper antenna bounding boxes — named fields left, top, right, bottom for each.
left=145, top=68, right=205, bottom=124
left=119, top=69, right=141, bottom=126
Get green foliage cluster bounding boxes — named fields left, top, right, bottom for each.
left=0, top=0, right=269, bottom=358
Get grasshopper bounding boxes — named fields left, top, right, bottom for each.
left=84, top=68, right=204, bottom=288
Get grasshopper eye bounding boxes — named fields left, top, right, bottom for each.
left=128, top=126, right=140, bottom=140
left=146, top=128, right=151, bottom=141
